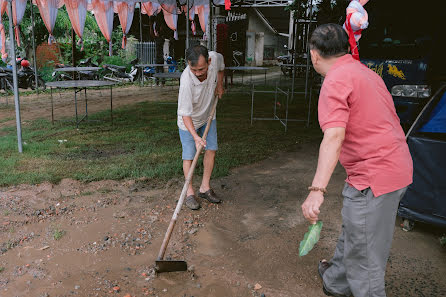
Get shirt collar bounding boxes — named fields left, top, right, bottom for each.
left=326, top=54, right=355, bottom=77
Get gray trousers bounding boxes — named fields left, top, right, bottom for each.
left=323, top=183, right=407, bottom=297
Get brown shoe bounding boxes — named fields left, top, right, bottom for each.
left=198, top=189, right=221, bottom=203
left=185, top=195, right=200, bottom=210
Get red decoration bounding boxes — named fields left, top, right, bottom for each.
left=225, top=0, right=231, bottom=10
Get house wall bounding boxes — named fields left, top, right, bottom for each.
left=246, top=11, right=286, bottom=66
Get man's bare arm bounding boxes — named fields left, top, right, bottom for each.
left=301, top=127, right=345, bottom=224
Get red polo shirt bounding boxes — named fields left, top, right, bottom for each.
left=318, top=54, right=413, bottom=197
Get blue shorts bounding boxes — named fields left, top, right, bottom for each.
left=179, top=120, right=218, bottom=160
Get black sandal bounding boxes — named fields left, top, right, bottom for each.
left=185, top=195, right=200, bottom=210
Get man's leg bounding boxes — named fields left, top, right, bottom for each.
left=200, top=150, right=215, bottom=192
left=197, top=120, right=221, bottom=203
left=322, top=184, right=352, bottom=297
left=340, top=184, right=407, bottom=297
left=183, top=160, right=195, bottom=196
left=179, top=128, right=200, bottom=210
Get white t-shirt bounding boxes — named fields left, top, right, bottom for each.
left=177, top=51, right=225, bottom=131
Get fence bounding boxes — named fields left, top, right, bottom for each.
left=135, top=42, right=156, bottom=64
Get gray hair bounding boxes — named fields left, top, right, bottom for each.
left=309, top=23, right=349, bottom=58
left=186, top=45, right=209, bottom=66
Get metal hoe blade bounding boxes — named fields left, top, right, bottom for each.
left=155, top=260, right=187, bottom=273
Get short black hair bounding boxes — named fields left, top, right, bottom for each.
left=186, top=45, right=209, bottom=66
left=309, top=23, right=349, bottom=58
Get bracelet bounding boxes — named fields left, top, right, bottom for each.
left=308, top=186, right=327, bottom=194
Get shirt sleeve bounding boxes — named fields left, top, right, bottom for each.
left=318, top=79, right=352, bottom=132
left=215, top=52, right=225, bottom=71
left=177, top=72, right=194, bottom=117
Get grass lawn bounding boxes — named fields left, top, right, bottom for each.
left=0, top=89, right=321, bottom=186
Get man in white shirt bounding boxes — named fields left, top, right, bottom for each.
left=177, top=45, right=225, bottom=210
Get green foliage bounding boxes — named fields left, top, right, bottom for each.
left=53, top=228, right=65, bottom=241
left=285, top=0, right=345, bottom=25
left=285, top=0, right=303, bottom=12
left=299, top=221, right=323, bottom=256
left=38, top=66, right=55, bottom=82
left=177, top=58, right=187, bottom=72
left=440, top=236, right=446, bottom=246
left=0, top=267, right=4, bottom=273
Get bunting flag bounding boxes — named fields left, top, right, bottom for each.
left=197, top=4, right=209, bottom=38
left=141, top=1, right=161, bottom=16
left=181, top=4, right=196, bottom=35
left=5, top=0, right=27, bottom=47
left=163, top=10, right=178, bottom=40
left=2, top=0, right=215, bottom=57
left=0, top=21, right=7, bottom=62
left=114, top=1, right=135, bottom=48
left=65, top=0, right=88, bottom=50
left=90, top=0, right=114, bottom=56
left=34, top=0, right=64, bottom=45
left=0, top=0, right=6, bottom=16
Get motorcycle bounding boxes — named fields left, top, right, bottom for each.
left=277, top=53, right=308, bottom=78
left=277, top=54, right=293, bottom=77
left=103, top=58, right=139, bottom=83
left=78, top=57, right=100, bottom=80
left=51, top=63, right=74, bottom=81
left=1, top=58, right=46, bottom=91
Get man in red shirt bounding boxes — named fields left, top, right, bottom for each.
left=301, top=24, right=413, bottom=297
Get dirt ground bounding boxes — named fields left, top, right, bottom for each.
left=0, top=86, right=445, bottom=297
left=0, top=143, right=445, bottom=297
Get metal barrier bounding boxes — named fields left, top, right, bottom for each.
left=136, top=42, right=156, bottom=64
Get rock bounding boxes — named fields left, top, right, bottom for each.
left=147, top=215, right=158, bottom=223
left=254, top=283, right=262, bottom=290
left=74, top=285, right=80, bottom=290
left=39, top=293, right=49, bottom=297
left=261, top=294, right=266, bottom=297
left=104, top=236, right=110, bottom=241
left=113, top=212, right=126, bottom=218
left=196, top=284, right=201, bottom=288
left=188, top=228, right=198, bottom=235
left=248, top=284, right=253, bottom=289
left=187, top=265, right=195, bottom=272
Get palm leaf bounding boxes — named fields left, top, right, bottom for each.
left=299, top=221, right=323, bottom=257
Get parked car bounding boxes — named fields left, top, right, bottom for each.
left=359, top=0, right=445, bottom=131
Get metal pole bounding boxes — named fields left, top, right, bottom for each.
left=304, top=0, right=313, bottom=126
left=186, top=0, right=190, bottom=51
left=30, top=1, right=38, bottom=91
left=7, top=0, right=23, bottom=153
left=209, top=0, right=213, bottom=50
left=290, top=12, right=296, bottom=104
left=139, top=2, right=143, bottom=42
left=72, top=29, right=76, bottom=78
